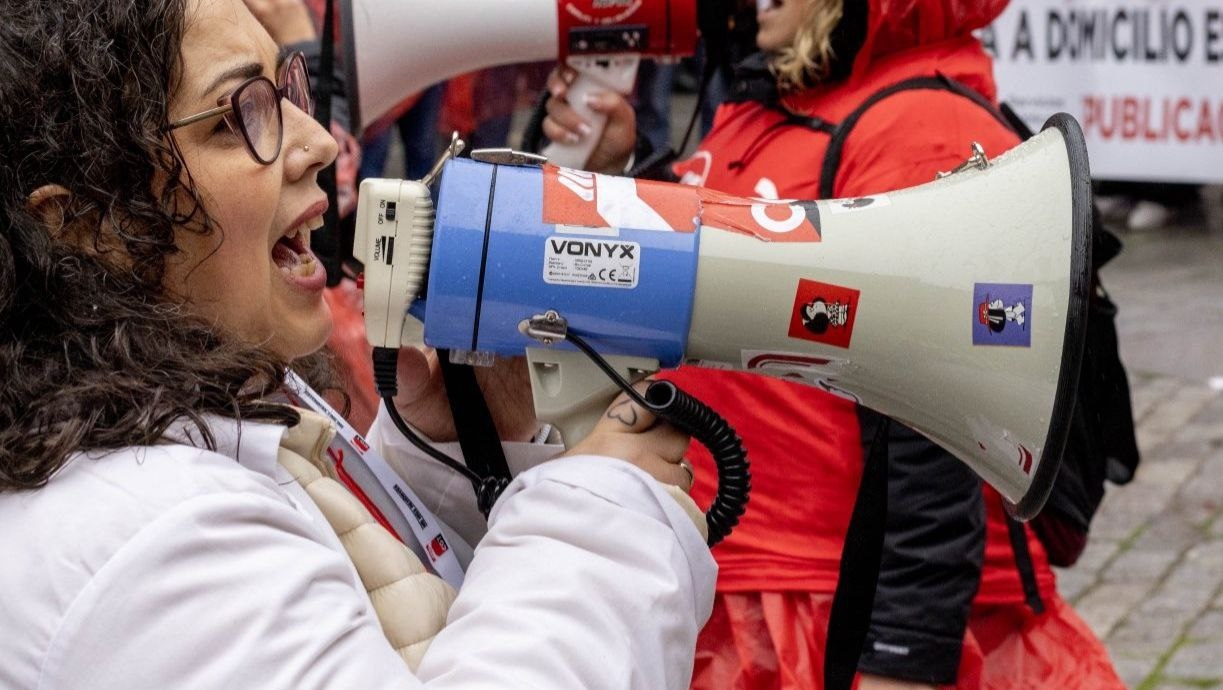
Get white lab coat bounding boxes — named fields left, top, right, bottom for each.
left=0, top=414, right=714, bottom=690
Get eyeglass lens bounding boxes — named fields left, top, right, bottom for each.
left=231, top=54, right=313, bottom=164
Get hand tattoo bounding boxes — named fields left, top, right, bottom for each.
left=606, top=398, right=639, bottom=427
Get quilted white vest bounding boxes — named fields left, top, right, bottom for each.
left=275, top=409, right=709, bottom=670
left=276, top=410, right=457, bottom=670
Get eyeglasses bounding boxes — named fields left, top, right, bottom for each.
left=165, top=52, right=313, bottom=165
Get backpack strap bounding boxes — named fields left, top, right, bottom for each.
left=1005, top=516, right=1046, bottom=614
left=818, top=74, right=1014, bottom=199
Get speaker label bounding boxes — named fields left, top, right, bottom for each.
left=973, top=283, right=1032, bottom=347
left=542, top=237, right=641, bottom=289
left=787, top=280, right=860, bottom=348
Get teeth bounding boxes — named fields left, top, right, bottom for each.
left=282, top=216, right=323, bottom=243
left=293, top=259, right=317, bottom=277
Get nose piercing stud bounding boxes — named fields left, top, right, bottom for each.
left=303, top=144, right=311, bottom=152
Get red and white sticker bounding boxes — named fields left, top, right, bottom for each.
left=543, top=165, right=698, bottom=232
left=541, top=164, right=822, bottom=243
left=698, top=187, right=822, bottom=243
left=787, top=279, right=860, bottom=349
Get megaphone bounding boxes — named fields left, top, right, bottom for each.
left=339, top=0, right=697, bottom=167
left=354, top=113, right=1093, bottom=520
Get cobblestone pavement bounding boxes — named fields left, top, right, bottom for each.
left=1057, top=221, right=1223, bottom=689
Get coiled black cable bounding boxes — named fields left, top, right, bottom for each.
left=642, top=380, right=750, bottom=546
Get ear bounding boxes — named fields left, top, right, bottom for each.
left=26, top=184, right=125, bottom=259
left=26, top=184, right=72, bottom=231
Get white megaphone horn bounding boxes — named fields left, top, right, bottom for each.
left=354, top=113, right=1093, bottom=522
left=339, top=0, right=697, bottom=167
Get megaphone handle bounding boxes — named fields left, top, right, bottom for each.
left=542, top=55, right=640, bottom=169
left=526, top=345, right=750, bottom=547
left=526, top=347, right=660, bottom=450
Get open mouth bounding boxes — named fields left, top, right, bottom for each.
left=272, top=216, right=327, bottom=289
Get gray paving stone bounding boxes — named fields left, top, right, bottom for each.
left=1103, top=548, right=1177, bottom=585
left=1164, top=634, right=1223, bottom=682
left=1190, top=394, right=1223, bottom=425
left=1077, top=582, right=1156, bottom=639
left=1174, top=421, right=1223, bottom=446
left=1130, top=376, right=1183, bottom=422
left=1144, top=439, right=1220, bottom=464
left=1183, top=540, right=1223, bottom=570
left=1111, top=656, right=1158, bottom=690
left=1093, top=483, right=1181, bottom=542
left=1138, top=552, right=1223, bottom=619
left=1154, top=680, right=1223, bottom=690
left=1138, top=385, right=1221, bottom=450
left=1108, top=613, right=1187, bottom=654
left=1077, top=538, right=1122, bottom=572
left=1132, top=459, right=1200, bottom=489
left=1188, top=610, right=1223, bottom=639
left=1056, top=567, right=1096, bottom=604
left=1133, top=514, right=1209, bottom=557
left=1171, top=496, right=1223, bottom=530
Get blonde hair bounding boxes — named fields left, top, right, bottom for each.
left=769, top=0, right=846, bottom=92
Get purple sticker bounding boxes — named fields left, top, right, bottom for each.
left=973, top=283, right=1032, bottom=347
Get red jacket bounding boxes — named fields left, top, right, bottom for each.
left=666, top=0, right=1054, bottom=680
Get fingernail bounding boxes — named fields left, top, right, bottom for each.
left=549, top=83, right=564, bottom=97
left=577, top=123, right=593, bottom=138
left=565, top=131, right=581, bottom=145
left=583, top=94, right=603, bottom=109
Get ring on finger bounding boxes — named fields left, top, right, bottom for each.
left=678, top=459, right=695, bottom=485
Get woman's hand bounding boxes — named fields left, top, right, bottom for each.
left=562, top=384, right=694, bottom=491
left=391, top=347, right=539, bottom=443
left=242, top=0, right=317, bottom=45
left=543, top=65, right=638, bottom=175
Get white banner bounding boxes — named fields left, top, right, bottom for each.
left=982, top=1, right=1223, bottom=183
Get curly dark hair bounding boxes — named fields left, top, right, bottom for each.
left=0, top=0, right=337, bottom=490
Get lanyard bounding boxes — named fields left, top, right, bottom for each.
left=283, top=371, right=466, bottom=589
